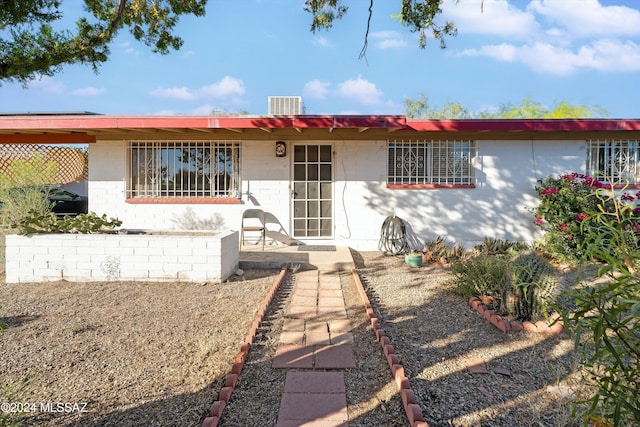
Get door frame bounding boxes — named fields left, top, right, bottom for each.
left=289, top=142, right=335, bottom=240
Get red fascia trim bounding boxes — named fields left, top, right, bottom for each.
left=126, top=198, right=242, bottom=204
left=406, top=119, right=640, bottom=133
left=387, top=184, right=476, bottom=189
left=291, top=116, right=406, bottom=129
left=0, top=114, right=407, bottom=131
left=2, top=115, right=639, bottom=133
left=0, top=133, right=96, bottom=144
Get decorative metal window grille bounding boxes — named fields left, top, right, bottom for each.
left=587, top=140, right=640, bottom=184
left=387, top=140, right=475, bottom=185
left=127, top=141, right=241, bottom=198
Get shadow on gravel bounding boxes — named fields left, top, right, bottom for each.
left=215, top=271, right=296, bottom=427
left=35, top=385, right=224, bottom=427
left=0, top=314, right=41, bottom=328
left=354, top=250, right=581, bottom=427
left=1, top=269, right=284, bottom=427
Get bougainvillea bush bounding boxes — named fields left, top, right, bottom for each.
left=532, top=172, right=637, bottom=262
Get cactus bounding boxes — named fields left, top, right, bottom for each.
left=502, top=250, right=557, bottom=321
left=473, top=237, right=530, bottom=256
left=424, top=236, right=468, bottom=264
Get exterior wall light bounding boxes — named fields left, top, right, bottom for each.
left=275, top=141, right=287, bottom=157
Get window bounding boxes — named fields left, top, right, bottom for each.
left=387, top=140, right=475, bottom=187
left=127, top=141, right=241, bottom=199
left=587, top=140, right=640, bottom=185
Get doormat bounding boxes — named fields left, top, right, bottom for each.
left=298, top=245, right=337, bottom=252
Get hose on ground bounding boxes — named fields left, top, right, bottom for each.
left=378, top=215, right=409, bottom=255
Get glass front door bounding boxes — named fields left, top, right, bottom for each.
left=291, top=144, right=333, bottom=238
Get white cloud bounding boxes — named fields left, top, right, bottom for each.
left=149, top=76, right=245, bottom=101
left=370, top=31, right=407, bottom=49
left=460, top=42, right=518, bottom=61
left=442, top=0, right=539, bottom=39
left=312, top=36, right=331, bottom=47
left=71, top=86, right=107, bottom=96
left=303, top=79, right=330, bottom=100
left=451, top=0, right=640, bottom=75
left=149, top=86, right=196, bottom=100
left=527, top=0, right=640, bottom=39
left=336, top=76, right=384, bottom=105
left=200, top=76, right=245, bottom=98
left=576, top=39, right=640, bottom=72
left=27, top=76, right=64, bottom=94
left=460, top=38, right=640, bottom=75
left=119, top=41, right=139, bottom=55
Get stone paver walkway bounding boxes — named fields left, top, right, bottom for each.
left=274, top=270, right=355, bottom=426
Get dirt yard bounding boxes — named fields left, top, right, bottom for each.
left=0, top=251, right=594, bottom=426
left=0, top=269, right=280, bottom=426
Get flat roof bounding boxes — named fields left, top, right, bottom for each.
left=0, top=114, right=639, bottom=144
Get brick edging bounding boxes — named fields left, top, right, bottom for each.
left=351, top=269, right=429, bottom=427
left=468, top=297, right=564, bottom=334
left=201, top=268, right=288, bottom=427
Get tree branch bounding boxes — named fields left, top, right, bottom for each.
left=358, top=0, right=373, bottom=60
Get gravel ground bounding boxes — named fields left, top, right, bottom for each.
left=1, top=251, right=594, bottom=426
left=354, top=251, right=591, bottom=427
left=218, top=266, right=406, bottom=427
left=0, top=270, right=280, bottom=427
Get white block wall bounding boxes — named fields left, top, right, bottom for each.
left=87, top=138, right=589, bottom=251
left=5, top=230, right=239, bottom=283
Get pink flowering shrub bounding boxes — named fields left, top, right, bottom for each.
left=533, top=172, right=640, bottom=262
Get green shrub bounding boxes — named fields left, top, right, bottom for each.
left=557, top=195, right=640, bottom=426
left=13, top=211, right=122, bottom=235
left=0, top=154, right=58, bottom=227
left=449, top=254, right=508, bottom=298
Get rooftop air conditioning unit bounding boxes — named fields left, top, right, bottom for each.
left=268, top=96, right=305, bottom=115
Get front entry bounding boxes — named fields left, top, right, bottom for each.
left=291, top=144, right=333, bottom=238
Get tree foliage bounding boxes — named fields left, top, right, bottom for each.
left=405, top=94, right=609, bottom=119
left=0, top=0, right=206, bottom=84
left=478, top=98, right=609, bottom=119
left=404, top=93, right=470, bottom=119
left=305, top=0, right=458, bottom=58
left=555, top=190, right=640, bottom=426
left=3, top=1, right=461, bottom=83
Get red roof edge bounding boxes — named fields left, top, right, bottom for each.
left=0, top=115, right=639, bottom=132
left=0, top=115, right=407, bottom=130
left=406, top=119, right=640, bottom=132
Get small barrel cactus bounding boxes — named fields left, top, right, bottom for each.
left=501, top=250, right=557, bottom=321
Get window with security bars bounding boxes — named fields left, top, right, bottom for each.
left=387, top=140, right=475, bottom=186
left=587, top=140, right=640, bottom=184
left=127, top=141, right=241, bottom=198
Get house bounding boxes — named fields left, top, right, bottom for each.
left=1, top=111, right=639, bottom=251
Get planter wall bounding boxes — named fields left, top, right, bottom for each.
left=5, top=230, right=239, bottom=283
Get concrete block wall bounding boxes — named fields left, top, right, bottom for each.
left=86, top=137, right=591, bottom=251
left=5, top=231, right=239, bottom=284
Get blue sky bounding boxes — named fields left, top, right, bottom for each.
left=1, top=0, right=639, bottom=117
